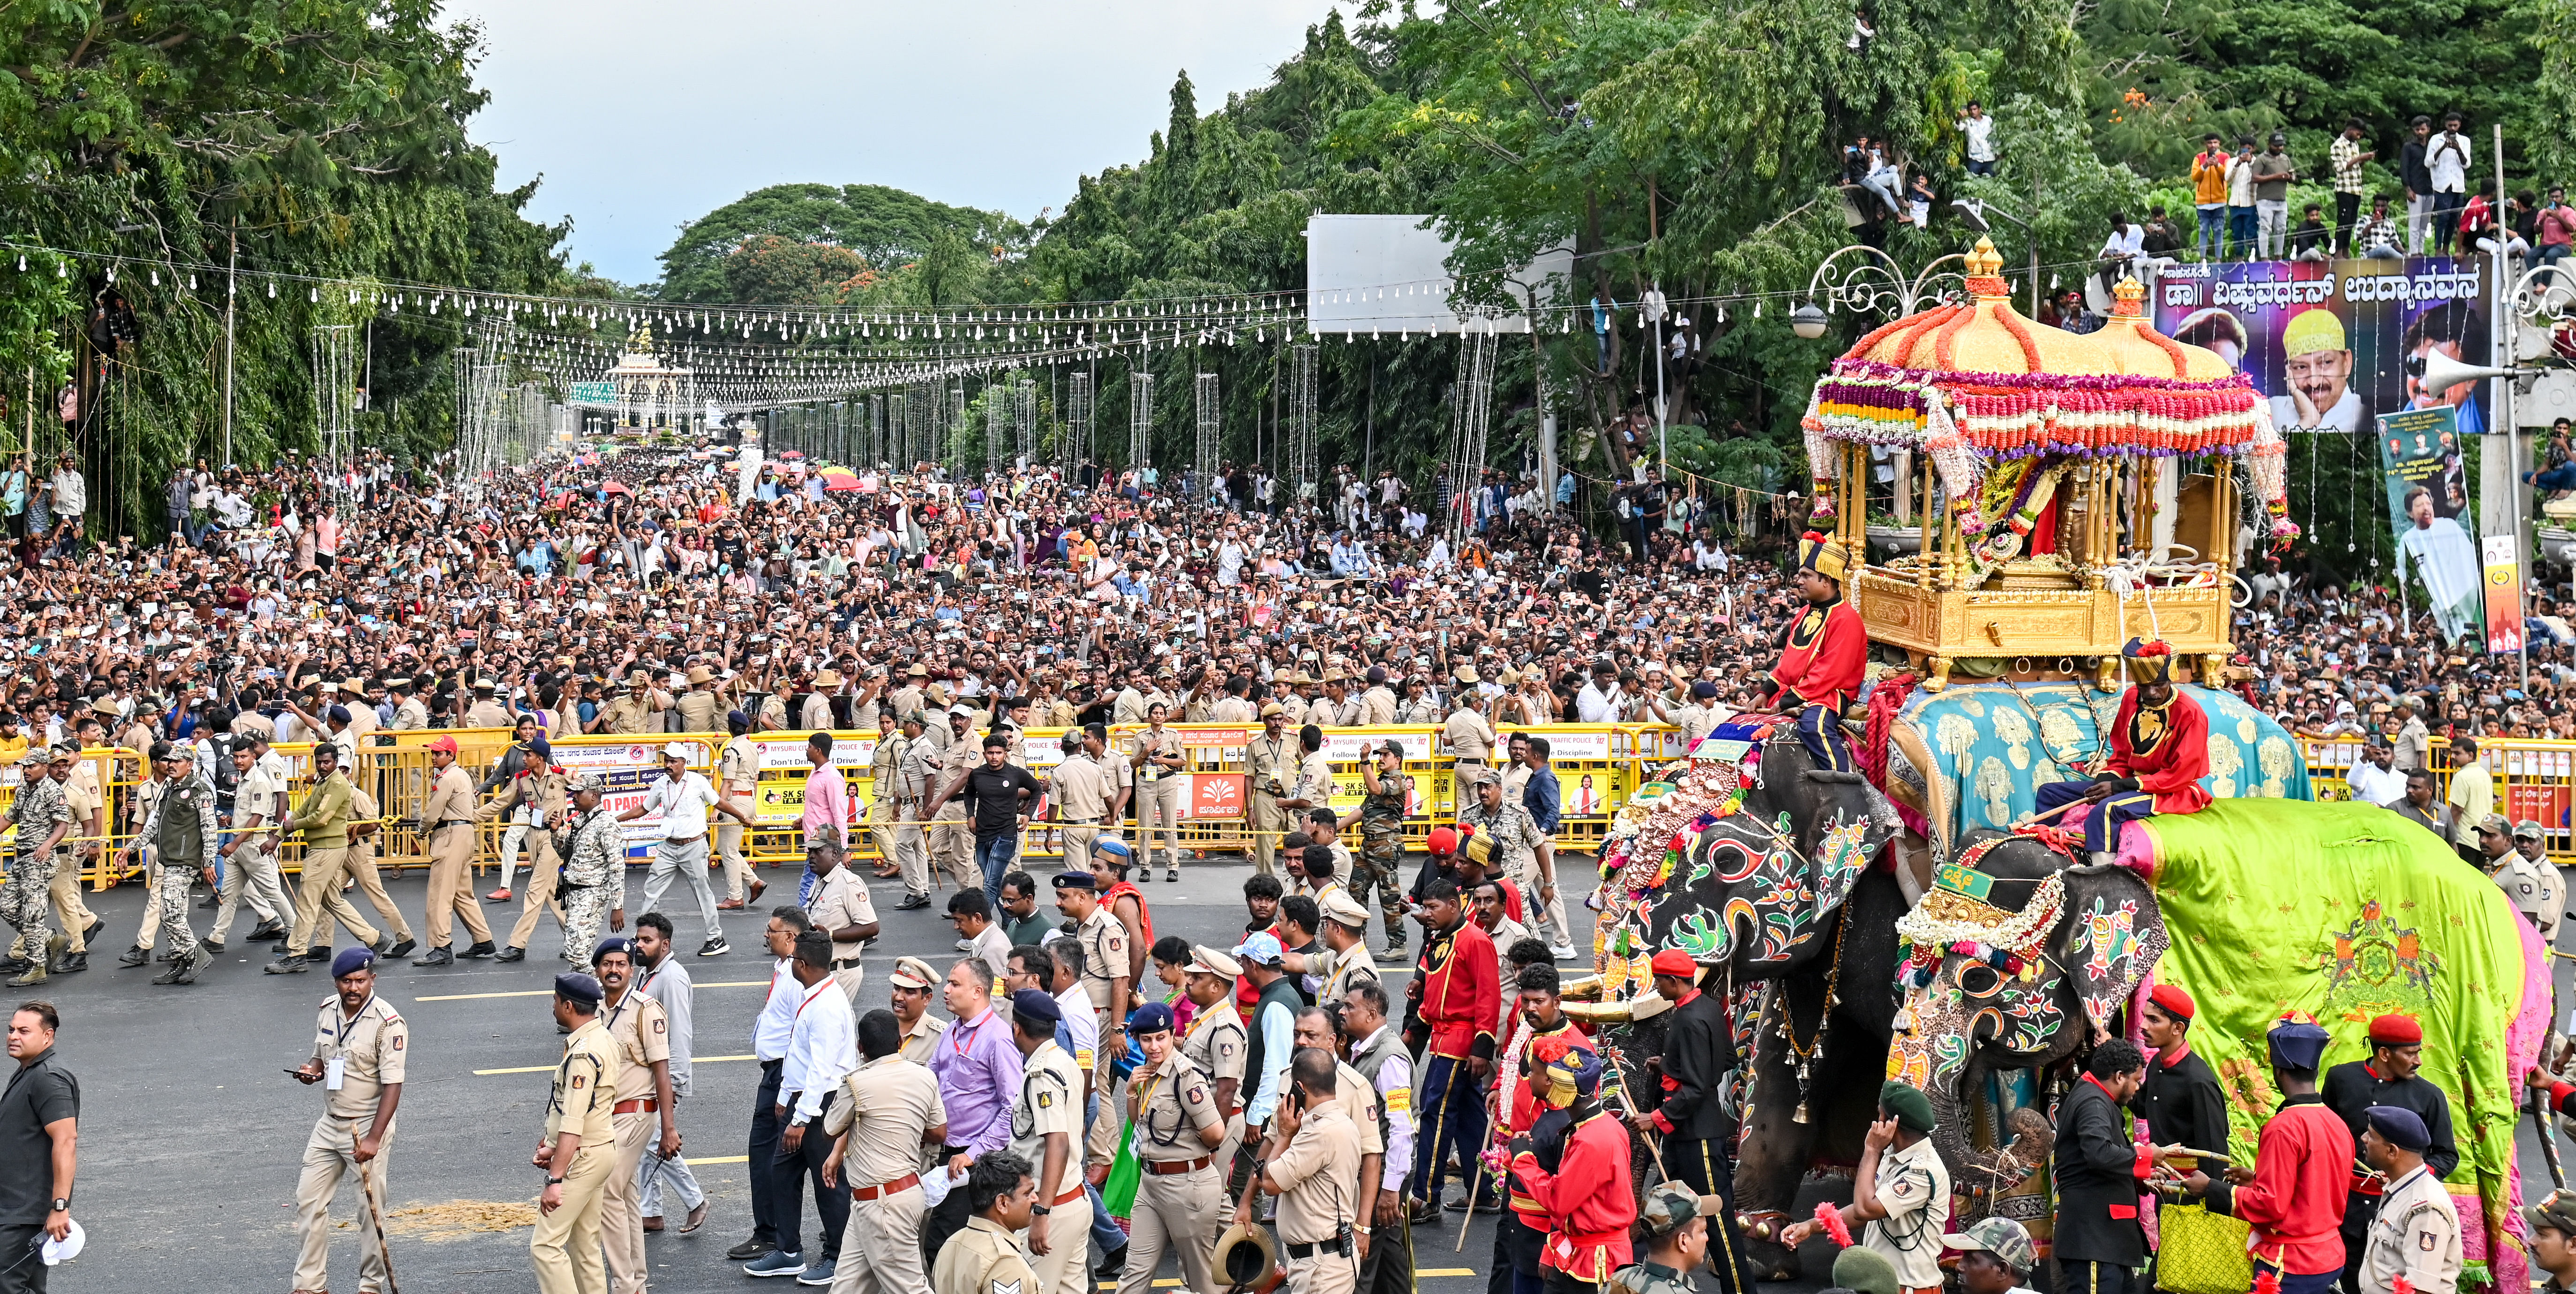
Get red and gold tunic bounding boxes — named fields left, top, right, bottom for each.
left=2108, top=686, right=2212, bottom=815
left=1420, top=918, right=1501, bottom=1062
left=2215, top=1094, right=2353, bottom=1277
left=1510, top=1109, right=1638, bottom=1281
left=1767, top=599, right=1867, bottom=712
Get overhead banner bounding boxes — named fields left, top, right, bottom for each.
left=2152, top=257, right=2491, bottom=436
left=2378, top=406, right=2481, bottom=642
left=2485, top=533, right=2524, bottom=654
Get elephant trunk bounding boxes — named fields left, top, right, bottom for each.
left=1924, top=1056, right=2035, bottom=1218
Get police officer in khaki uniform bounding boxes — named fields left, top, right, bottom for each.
left=1004, top=990, right=1089, bottom=1294
left=291, top=948, right=406, bottom=1294
left=1442, top=685, right=1497, bottom=774
left=389, top=678, right=429, bottom=731
left=595, top=937, right=678, bottom=1294
left=1257, top=1050, right=1365, bottom=1294
left=534, top=972, right=621, bottom=1294
left=675, top=666, right=724, bottom=734
left=2356, top=1106, right=2461, bottom=1294
left=888, top=957, right=951, bottom=1066
left=1131, top=707, right=1186, bottom=884
left=889, top=665, right=929, bottom=731
left=1247, top=706, right=1296, bottom=878
left=820, top=1008, right=947, bottom=1294
left=1274, top=672, right=1311, bottom=726
left=1117, top=1003, right=1224, bottom=1294
left=925, top=710, right=978, bottom=893
left=411, top=734, right=495, bottom=966
left=1048, top=734, right=1110, bottom=870
left=1180, top=946, right=1250, bottom=1223
left=324, top=779, right=419, bottom=961
left=883, top=714, right=936, bottom=906
left=1054, top=874, right=1132, bottom=1037
left=715, top=713, right=766, bottom=909
left=932, top=1151, right=1042, bottom=1294
left=607, top=672, right=673, bottom=736
left=485, top=748, right=569, bottom=962
left=273, top=741, right=385, bottom=972
left=1358, top=668, right=1398, bottom=726
left=465, top=678, right=514, bottom=730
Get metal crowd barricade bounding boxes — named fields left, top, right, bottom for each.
left=2299, top=734, right=2576, bottom=861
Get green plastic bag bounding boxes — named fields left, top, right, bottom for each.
left=1103, top=1116, right=1141, bottom=1219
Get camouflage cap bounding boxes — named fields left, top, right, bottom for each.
left=567, top=773, right=605, bottom=795
left=2525, top=1187, right=2576, bottom=1238
left=1636, top=1181, right=1705, bottom=1239
left=1943, top=1216, right=2038, bottom=1274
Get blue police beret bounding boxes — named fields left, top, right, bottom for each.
left=330, top=947, right=376, bottom=978
left=1052, top=871, right=1098, bottom=890
left=593, top=936, right=634, bottom=964
left=555, top=973, right=603, bottom=1005
left=1011, top=988, right=1062, bottom=1029
left=1128, top=1002, right=1176, bottom=1034
left=2367, top=1105, right=2431, bottom=1152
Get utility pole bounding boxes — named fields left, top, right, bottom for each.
left=222, top=220, right=237, bottom=466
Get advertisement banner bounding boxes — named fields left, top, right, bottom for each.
left=1187, top=773, right=1245, bottom=820
left=2378, top=406, right=2480, bottom=641
left=2484, top=533, right=2524, bottom=653
left=2152, top=257, right=2491, bottom=436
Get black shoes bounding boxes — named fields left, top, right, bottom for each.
left=495, top=946, right=526, bottom=963
left=727, top=1238, right=774, bottom=1261
left=203, top=937, right=226, bottom=954
left=118, top=945, right=149, bottom=968
left=412, top=946, right=455, bottom=967
left=461, top=940, right=497, bottom=959
left=263, top=956, right=309, bottom=974
left=385, top=938, right=417, bottom=959
left=246, top=919, right=286, bottom=942
left=699, top=937, right=730, bottom=957
left=894, top=894, right=930, bottom=911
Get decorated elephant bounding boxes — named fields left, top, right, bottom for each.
left=1873, top=681, right=2312, bottom=858
left=1589, top=715, right=1903, bottom=1278
left=1886, top=798, right=2547, bottom=1290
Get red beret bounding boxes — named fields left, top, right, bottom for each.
left=1650, top=949, right=1702, bottom=979
left=2368, top=1013, right=2422, bottom=1046
left=2148, top=984, right=2196, bottom=1020
left=1426, top=826, right=1459, bottom=856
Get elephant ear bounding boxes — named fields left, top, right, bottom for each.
left=2058, top=866, right=2168, bottom=1034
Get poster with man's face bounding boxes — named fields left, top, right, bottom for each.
left=2150, top=256, right=2487, bottom=437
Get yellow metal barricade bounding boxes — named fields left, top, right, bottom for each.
left=2299, top=734, right=2576, bottom=861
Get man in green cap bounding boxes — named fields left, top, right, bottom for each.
left=1943, top=1217, right=2040, bottom=1294
left=1778, top=1080, right=1948, bottom=1294
left=1608, top=1182, right=1714, bottom=1294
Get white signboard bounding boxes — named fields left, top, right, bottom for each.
left=1305, top=215, right=1573, bottom=336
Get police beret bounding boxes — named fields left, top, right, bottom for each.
left=593, top=936, right=634, bottom=964
left=2148, top=984, right=2196, bottom=1020
left=1128, top=1002, right=1177, bottom=1035
left=1878, top=1080, right=1937, bottom=1134
left=555, top=972, right=603, bottom=1005
left=2268, top=1016, right=2332, bottom=1070
left=2368, top=1013, right=2422, bottom=1046
left=2366, top=1105, right=2430, bottom=1152
left=1010, top=988, right=1061, bottom=1030
left=330, top=947, right=376, bottom=978
left=1649, top=949, right=1702, bottom=979
left=1051, top=871, right=1098, bottom=891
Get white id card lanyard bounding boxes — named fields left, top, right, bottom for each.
left=326, top=995, right=370, bottom=1091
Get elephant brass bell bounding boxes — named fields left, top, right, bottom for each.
left=1792, top=1098, right=1811, bottom=1124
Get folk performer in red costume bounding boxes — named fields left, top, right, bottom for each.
left=1508, top=1038, right=1637, bottom=1294
left=2181, top=1015, right=2352, bottom=1294
left=1767, top=532, right=1867, bottom=778
left=2030, top=638, right=2211, bottom=865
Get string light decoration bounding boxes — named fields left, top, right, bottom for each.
left=1128, top=371, right=1154, bottom=472
left=1444, top=310, right=1501, bottom=542
left=1287, top=342, right=1319, bottom=510
left=1193, top=371, right=1221, bottom=499
left=1065, top=371, right=1093, bottom=474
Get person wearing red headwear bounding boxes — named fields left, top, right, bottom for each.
left=1632, top=949, right=1755, bottom=1294
left=1509, top=1040, right=1637, bottom=1290
left=2134, top=984, right=2229, bottom=1182
left=2031, top=639, right=2210, bottom=863
left=2321, top=1013, right=2458, bottom=1292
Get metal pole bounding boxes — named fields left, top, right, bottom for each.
left=223, top=221, right=237, bottom=466
left=1650, top=285, right=1667, bottom=467
left=2497, top=123, right=2527, bottom=688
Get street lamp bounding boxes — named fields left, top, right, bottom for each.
left=1790, top=303, right=1830, bottom=340
left=1802, top=244, right=1972, bottom=329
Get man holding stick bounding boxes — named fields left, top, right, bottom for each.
left=2028, top=639, right=2210, bottom=865
left=291, top=947, right=405, bottom=1294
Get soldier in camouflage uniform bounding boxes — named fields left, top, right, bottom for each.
left=125, top=740, right=218, bottom=985
left=1454, top=767, right=1563, bottom=949
left=1607, top=1182, right=1718, bottom=1294
left=555, top=775, right=627, bottom=964
left=1348, top=740, right=1413, bottom=960
left=2, top=744, right=77, bottom=986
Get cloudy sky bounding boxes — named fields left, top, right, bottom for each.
left=457, top=0, right=1345, bottom=286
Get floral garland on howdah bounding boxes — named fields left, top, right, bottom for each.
left=1801, top=358, right=2297, bottom=547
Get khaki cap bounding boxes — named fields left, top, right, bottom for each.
left=687, top=665, right=714, bottom=685
left=1322, top=890, right=1370, bottom=928
left=814, top=669, right=845, bottom=689
left=1258, top=701, right=1286, bottom=718
left=888, top=956, right=940, bottom=990
left=1185, top=944, right=1243, bottom=978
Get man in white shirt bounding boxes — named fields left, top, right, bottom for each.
left=755, top=930, right=856, bottom=1281
left=620, top=743, right=752, bottom=959
left=1574, top=662, right=1623, bottom=723
left=737, top=909, right=810, bottom=1264
left=1959, top=101, right=1998, bottom=174
left=2345, top=741, right=2405, bottom=807
left=634, top=914, right=708, bottom=1234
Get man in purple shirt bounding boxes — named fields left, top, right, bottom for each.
left=800, top=731, right=848, bottom=899
left=923, top=956, right=1022, bottom=1258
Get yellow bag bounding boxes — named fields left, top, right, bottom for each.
left=2155, top=1202, right=2252, bottom=1294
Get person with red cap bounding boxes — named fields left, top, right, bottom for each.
left=410, top=732, right=497, bottom=967
left=2321, top=1013, right=2457, bottom=1293
left=1628, top=948, right=1754, bottom=1294
left=1404, top=878, right=1498, bottom=1225
left=2133, top=984, right=2229, bottom=1178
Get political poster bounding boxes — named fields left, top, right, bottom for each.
left=2484, top=533, right=2524, bottom=654
left=2378, top=406, right=2481, bottom=641
left=2152, top=256, right=2491, bottom=436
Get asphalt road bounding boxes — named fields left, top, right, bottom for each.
left=25, top=858, right=2574, bottom=1294
left=23, top=858, right=1547, bottom=1294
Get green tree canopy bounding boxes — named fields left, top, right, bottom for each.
left=655, top=182, right=1022, bottom=302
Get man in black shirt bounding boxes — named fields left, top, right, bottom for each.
left=3, top=1001, right=78, bottom=1294
left=2132, top=986, right=2229, bottom=1175
left=924, top=734, right=1042, bottom=904
left=2322, top=1014, right=2457, bottom=1294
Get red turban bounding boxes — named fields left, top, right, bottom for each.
left=1650, top=949, right=1702, bottom=979
left=2368, top=1013, right=2422, bottom=1046
left=1426, top=826, right=1459, bottom=857
left=2147, top=984, right=2196, bottom=1020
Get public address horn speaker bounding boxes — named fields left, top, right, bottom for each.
left=2409, top=347, right=2540, bottom=397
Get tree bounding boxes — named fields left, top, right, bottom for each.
left=656, top=183, right=1021, bottom=302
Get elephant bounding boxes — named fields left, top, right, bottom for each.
left=1881, top=833, right=2168, bottom=1211
left=1589, top=720, right=1905, bottom=1279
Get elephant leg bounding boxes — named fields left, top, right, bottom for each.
left=1733, top=977, right=1830, bottom=1280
